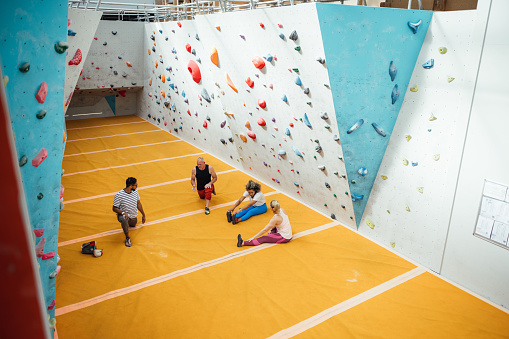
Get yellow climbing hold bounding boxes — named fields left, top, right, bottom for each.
left=381, top=175, right=388, bottom=180
left=225, top=73, right=238, bottom=93
left=439, top=47, right=447, bottom=54
left=404, top=135, right=412, bottom=142
left=402, top=158, right=409, bottom=166
left=387, top=210, right=391, bottom=214
left=417, top=187, right=424, bottom=193
left=390, top=242, right=395, bottom=248
left=429, top=113, right=437, bottom=121
left=447, top=76, right=455, bottom=83
left=433, top=154, right=440, bottom=161
left=2, top=75, right=8, bottom=87
left=210, top=47, right=219, bottom=66
left=410, top=85, right=418, bottom=92
left=366, top=218, right=375, bottom=229
left=405, top=204, right=411, bottom=212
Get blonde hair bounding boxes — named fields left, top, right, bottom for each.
left=270, top=200, right=280, bottom=214
left=245, top=180, right=261, bottom=193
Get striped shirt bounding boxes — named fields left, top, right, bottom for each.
left=113, top=189, right=140, bottom=218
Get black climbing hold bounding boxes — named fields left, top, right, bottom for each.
left=37, top=193, right=43, bottom=200
left=36, top=110, right=47, bottom=119
left=19, top=62, right=30, bottom=73
left=220, top=139, right=226, bottom=145
left=331, top=213, right=336, bottom=219
left=112, top=30, right=117, bottom=35
left=289, top=30, right=298, bottom=41
left=19, top=155, right=27, bottom=167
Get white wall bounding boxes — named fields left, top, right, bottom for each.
left=138, top=4, right=356, bottom=227
left=442, top=0, right=509, bottom=308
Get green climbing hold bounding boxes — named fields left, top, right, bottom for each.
left=36, top=110, right=47, bottom=119
left=19, top=62, right=30, bottom=73
left=324, top=84, right=330, bottom=88
left=338, top=157, right=343, bottom=160
left=37, top=193, right=43, bottom=200
left=314, top=139, right=319, bottom=143
left=54, top=41, right=69, bottom=54
left=313, top=155, right=317, bottom=159
left=19, top=155, right=27, bottom=167
left=324, top=203, right=327, bottom=207
left=334, top=171, right=338, bottom=175
left=292, top=68, right=299, bottom=73
left=295, top=46, right=301, bottom=51
left=306, top=102, right=312, bottom=105
left=333, top=194, right=337, bottom=198
left=345, top=192, right=349, bottom=195
left=350, top=216, right=353, bottom=220
left=351, top=180, right=356, bottom=184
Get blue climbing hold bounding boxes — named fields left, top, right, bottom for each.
left=279, top=33, right=285, bottom=40
left=372, top=122, right=386, bottom=137
left=347, top=119, right=364, bottom=134
left=285, top=128, right=291, bottom=136
left=281, top=94, right=287, bottom=102
left=67, top=29, right=77, bottom=36
left=408, top=19, right=422, bottom=34
left=278, top=150, right=286, bottom=156
left=159, top=29, right=163, bottom=34
left=391, top=84, right=399, bottom=105
left=412, top=161, right=418, bottom=167
left=182, top=90, right=186, bottom=98
left=389, top=61, right=397, bottom=82
left=169, top=83, right=174, bottom=90
left=351, top=193, right=364, bottom=202
left=295, top=76, right=302, bottom=86
left=201, top=88, right=211, bottom=103
left=294, top=182, right=299, bottom=186
left=266, top=53, right=273, bottom=62
left=422, top=59, right=434, bottom=69
left=303, top=113, right=312, bottom=128
left=292, top=146, right=303, bottom=158
left=357, top=167, right=368, bottom=176
left=165, top=36, right=168, bottom=41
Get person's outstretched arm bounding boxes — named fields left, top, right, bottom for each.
left=228, top=195, right=246, bottom=212
left=137, top=200, right=146, bottom=223
left=247, top=216, right=280, bottom=241
left=205, top=166, right=217, bottom=188
left=191, top=167, right=197, bottom=191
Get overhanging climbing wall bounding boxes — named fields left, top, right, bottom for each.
left=0, top=1, right=68, bottom=336
left=316, top=4, right=433, bottom=227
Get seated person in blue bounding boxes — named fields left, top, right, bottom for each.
left=227, top=180, right=267, bottom=225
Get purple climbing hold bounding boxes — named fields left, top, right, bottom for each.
left=220, top=120, right=226, bottom=128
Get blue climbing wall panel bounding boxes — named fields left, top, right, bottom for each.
left=0, top=1, right=68, bottom=335
left=105, top=95, right=117, bottom=115
left=316, top=4, right=432, bottom=227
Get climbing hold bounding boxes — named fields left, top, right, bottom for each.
left=160, top=89, right=165, bottom=98
left=42, top=251, right=55, bottom=260
left=34, top=229, right=44, bottom=237
left=229, top=137, right=234, bottom=143
left=325, top=182, right=330, bottom=188
left=278, top=150, right=286, bottom=156
left=381, top=175, right=388, bottom=180
left=279, top=33, right=285, bottom=40
left=410, top=85, right=418, bottom=92
left=210, top=47, right=219, bottom=66
left=225, top=73, right=238, bottom=92
left=333, top=135, right=339, bottom=141
left=36, top=110, right=47, bottom=120
left=391, top=84, right=399, bottom=104
left=351, top=194, right=364, bottom=202
left=257, top=117, right=266, bottom=126
left=122, top=73, right=128, bottom=77
left=35, top=238, right=45, bottom=257
left=412, top=161, right=418, bottom=167
left=439, top=47, right=447, bottom=54
left=265, top=53, right=273, bottom=62
left=201, top=88, right=211, bottom=103
left=3, top=75, right=8, bottom=87
left=247, top=130, right=256, bottom=140
left=347, top=119, right=364, bottom=134
left=366, top=218, right=375, bottom=229
left=221, top=120, right=226, bottom=128
left=390, top=242, right=395, bottom=248
left=358, top=167, right=368, bottom=176
left=389, top=61, right=397, bottom=81
left=429, top=113, right=438, bottom=121
left=320, top=112, right=329, bottom=120
left=405, top=204, right=411, bottom=212
left=259, top=23, right=264, bottom=28
left=303, top=113, right=312, bottom=128
left=402, top=158, right=409, bottom=166
left=303, top=88, right=310, bottom=95
left=258, top=99, right=266, bottom=109
left=433, top=154, right=440, bottom=161
left=281, top=94, right=287, bottom=102
left=220, top=139, right=226, bottom=145
left=422, top=59, right=434, bottom=69
left=126, top=61, right=132, bottom=67
left=371, top=123, right=386, bottom=137
left=252, top=56, right=265, bottom=69
left=37, top=193, right=43, bottom=200
left=103, top=41, right=107, bottom=46
left=54, top=41, right=69, bottom=54
left=417, top=187, right=424, bottom=193
left=289, top=30, right=298, bottom=41
left=294, top=46, right=301, bottom=51
left=244, top=121, right=251, bottom=129
left=187, top=60, right=201, bottom=83
left=331, top=213, right=336, bottom=220
left=318, top=165, right=325, bottom=171
left=216, top=26, right=221, bottom=31
left=292, top=146, right=303, bottom=158
left=35, top=82, right=48, bottom=104
left=447, top=76, right=455, bottom=83
left=206, top=115, right=211, bottom=121
left=294, top=76, right=302, bottom=86
left=67, top=29, right=76, bottom=36
left=408, top=19, right=422, bottom=34
left=19, top=155, right=28, bottom=167
left=186, top=43, right=191, bottom=53
left=285, top=128, right=291, bottom=136
left=245, top=77, right=254, bottom=88
left=69, top=49, right=82, bottom=65
left=315, top=145, right=322, bottom=152
left=404, top=134, right=412, bottom=142
left=316, top=56, right=325, bottom=64
left=162, top=74, right=166, bottom=83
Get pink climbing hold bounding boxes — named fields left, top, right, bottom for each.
left=47, top=300, right=55, bottom=311
left=278, top=23, right=283, bottom=28
left=35, top=82, right=48, bottom=103
left=245, top=77, right=254, bottom=88
left=69, top=49, right=82, bottom=65
left=118, top=90, right=126, bottom=97
left=35, top=238, right=45, bottom=257
left=269, top=84, right=273, bottom=89
left=94, top=37, right=98, bottom=40
left=34, top=229, right=44, bottom=237
left=247, top=130, right=256, bottom=140
left=164, top=121, right=167, bottom=126
left=42, top=251, right=55, bottom=260
left=32, top=148, right=48, bottom=167
left=68, top=19, right=71, bottom=27
left=258, top=99, right=266, bottom=109
left=252, top=56, right=265, bottom=69
left=187, top=60, right=201, bottom=83
left=257, top=117, right=266, bottom=126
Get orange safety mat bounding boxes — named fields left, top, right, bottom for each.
left=56, top=115, right=509, bottom=338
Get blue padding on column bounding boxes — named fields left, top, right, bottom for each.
left=105, top=94, right=116, bottom=115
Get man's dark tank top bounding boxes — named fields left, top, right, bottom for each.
left=195, top=165, right=211, bottom=190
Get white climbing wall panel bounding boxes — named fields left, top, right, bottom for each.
left=138, top=4, right=356, bottom=228
left=442, top=0, right=509, bottom=309
left=360, top=10, right=479, bottom=272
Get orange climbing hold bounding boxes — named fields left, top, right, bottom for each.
left=216, top=26, right=221, bottom=31
left=252, top=56, right=265, bottom=69
left=257, top=117, right=266, bottom=126
left=148, top=93, right=153, bottom=97
left=210, top=47, right=219, bottom=66
left=240, top=134, right=247, bottom=142
left=245, top=77, right=254, bottom=88
left=186, top=43, right=191, bottom=53
left=148, top=49, right=151, bottom=55
left=62, top=129, right=66, bottom=143
left=258, top=99, right=266, bottom=109
left=155, top=60, right=158, bottom=68
left=149, top=77, right=153, bottom=86
left=225, top=73, right=238, bottom=93
left=162, top=74, right=165, bottom=83
left=247, top=130, right=256, bottom=140
left=187, top=60, right=201, bottom=83
left=245, top=121, right=251, bottom=129
left=126, top=61, right=132, bottom=67
left=161, top=89, right=165, bottom=97
left=177, top=21, right=182, bottom=27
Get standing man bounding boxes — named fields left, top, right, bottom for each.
left=112, top=177, right=146, bottom=247
left=191, top=157, right=217, bottom=215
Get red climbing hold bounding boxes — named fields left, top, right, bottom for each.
left=259, top=23, right=264, bottom=28
left=34, top=229, right=44, bottom=237
left=118, top=90, right=126, bottom=97
left=69, top=49, right=82, bottom=65
left=289, top=123, right=294, bottom=127
left=177, top=21, right=182, bottom=27
left=47, top=300, right=55, bottom=311
left=35, top=238, right=45, bottom=257
left=164, top=121, right=167, bottom=126
left=252, top=56, right=265, bottom=69
left=187, top=110, right=191, bottom=116
left=203, top=121, right=207, bottom=128
left=65, top=91, right=73, bottom=107
left=247, top=130, right=256, bottom=140
left=186, top=43, right=191, bottom=53
left=245, top=77, right=254, bottom=88
left=32, top=148, right=48, bottom=167
left=258, top=99, right=266, bottom=109
left=42, top=251, right=55, bottom=260
left=187, top=60, right=201, bottom=83
left=257, top=117, right=266, bottom=126
left=36, top=82, right=48, bottom=103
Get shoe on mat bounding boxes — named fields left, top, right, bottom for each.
left=205, top=207, right=210, bottom=215
left=125, top=238, right=132, bottom=247
left=232, top=216, right=237, bottom=225
left=226, top=211, right=232, bottom=223
left=237, top=234, right=243, bottom=247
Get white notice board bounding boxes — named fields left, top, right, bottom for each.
left=474, top=180, right=509, bottom=249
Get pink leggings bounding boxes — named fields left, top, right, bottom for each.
left=243, top=228, right=292, bottom=246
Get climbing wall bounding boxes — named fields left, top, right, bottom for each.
left=0, top=1, right=68, bottom=336
left=317, top=4, right=433, bottom=227
left=63, top=8, right=102, bottom=113
left=360, top=10, right=478, bottom=271
left=138, top=4, right=357, bottom=227
left=68, top=20, right=145, bottom=119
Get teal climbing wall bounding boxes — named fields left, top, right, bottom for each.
left=316, top=4, right=432, bottom=227
left=0, top=1, right=68, bottom=335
